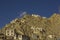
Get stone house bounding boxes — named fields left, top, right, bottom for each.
left=5, top=27, right=23, bottom=40
left=1, top=27, right=30, bottom=40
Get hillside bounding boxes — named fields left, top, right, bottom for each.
left=0, top=13, right=60, bottom=40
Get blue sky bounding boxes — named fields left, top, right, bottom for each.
left=0, top=0, right=60, bottom=28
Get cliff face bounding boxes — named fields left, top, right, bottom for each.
left=1, top=13, right=60, bottom=40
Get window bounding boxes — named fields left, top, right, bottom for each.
left=11, top=33, right=14, bottom=35
left=7, top=30, right=9, bottom=33
left=6, top=30, right=10, bottom=36
left=11, top=30, right=14, bottom=36
left=6, top=33, right=10, bottom=36
left=11, top=30, right=14, bottom=33
left=8, top=34, right=9, bottom=35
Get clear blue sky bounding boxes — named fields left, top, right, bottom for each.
left=0, top=0, right=60, bottom=28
